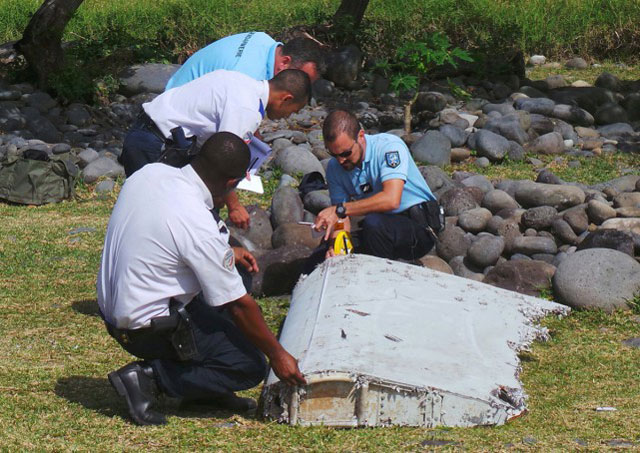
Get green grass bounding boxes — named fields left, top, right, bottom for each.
left=446, top=151, right=640, bottom=186
left=2, top=0, right=640, bottom=62
left=1, top=159, right=640, bottom=450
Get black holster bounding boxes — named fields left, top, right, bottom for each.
left=406, top=201, right=445, bottom=234
left=157, top=127, right=197, bottom=169
left=150, top=299, right=198, bottom=361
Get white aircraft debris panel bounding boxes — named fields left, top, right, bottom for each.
left=261, top=254, right=570, bottom=428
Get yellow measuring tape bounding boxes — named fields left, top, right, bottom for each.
left=333, top=230, right=353, bottom=256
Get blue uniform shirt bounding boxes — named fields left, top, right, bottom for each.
left=327, top=133, right=435, bottom=213
left=166, top=32, right=281, bottom=90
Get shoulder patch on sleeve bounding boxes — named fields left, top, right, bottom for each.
left=223, top=248, right=235, bottom=271
left=385, top=151, right=401, bottom=168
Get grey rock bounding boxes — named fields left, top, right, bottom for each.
left=439, top=187, right=478, bottom=216
left=521, top=206, right=558, bottom=229
left=460, top=174, right=493, bottom=194
left=270, top=186, right=304, bottom=228
left=551, top=104, right=594, bottom=127
left=529, top=55, right=546, bottom=66
left=474, top=157, right=491, bottom=168
left=528, top=113, right=556, bottom=135
left=66, top=104, right=91, bottom=127
left=586, top=199, right=616, bottom=224
left=484, top=260, right=556, bottom=297
left=26, top=91, right=57, bottom=113
left=436, top=225, right=472, bottom=262
left=312, top=79, right=335, bottom=98
left=51, top=143, right=71, bottom=154
left=597, top=122, right=634, bottom=138
left=467, top=234, right=505, bottom=268
left=410, top=131, right=451, bottom=167
left=119, top=63, right=180, bottom=95
left=553, top=248, right=640, bottom=312
left=303, top=190, right=331, bottom=214
left=274, top=145, right=324, bottom=177
left=416, top=255, right=453, bottom=274
left=545, top=74, right=567, bottom=89
left=552, top=218, right=579, bottom=245
left=563, top=207, right=589, bottom=234
left=577, top=230, right=635, bottom=256
left=485, top=116, right=528, bottom=145
left=623, top=92, right=640, bottom=121
left=482, top=103, right=515, bottom=116
left=439, top=124, right=468, bottom=147
left=527, top=131, right=565, bottom=154
left=0, top=90, right=21, bottom=101
left=475, top=129, right=510, bottom=161
left=511, top=236, right=558, bottom=255
left=419, top=166, right=455, bottom=192
left=229, top=205, right=273, bottom=250
left=450, top=147, right=471, bottom=162
left=507, top=141, right=525, bottom=161
left=449, top=256, right=485, bottom=281
left=415, top=92, right=447, bottom=112
left=614, top=192, right=640, bottom=208
left=95, top=179, right=115, bottom=194
left=82, top=156, right=124, bottom=183
left=26, top=115, right=61, bottom=143
left=325, top=45, right=362, bottom=88
left=536, top=169, right=562, bottom=185
left=252, top=245, right=313, bottom=296
left=77, top=148, right=99, bottom=168
left=595, top=102, right=628, bottom=125
left=591, top=174, right=640, bottom=192
left=565, top=57, right=588, bottom=69
left=458, top=207, right=493, bottom=233
left=514, top=97, right=555, bottom=115
left=272, top=223, right=322, bottom=249
left=622, top=338, right=640, bottom=349
left=594, top=72, right=620, bottom=92
left=482, top=190, right=519, bottom=213
left=600, top=218, right=640, bottom=236
left=515, top=181, right=585, bottom=209
left=519, top=85, right=547, bottom=98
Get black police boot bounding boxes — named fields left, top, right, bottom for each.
left=108, top=361, right=167, bottom=426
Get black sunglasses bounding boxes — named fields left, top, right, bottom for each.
left=328, top=141, right=357, bottom=159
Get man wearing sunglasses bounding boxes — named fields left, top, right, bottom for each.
left=311, top=109, right=437, bottom=264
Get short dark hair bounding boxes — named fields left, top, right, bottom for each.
left=270, top=69, right=312, bottom=106
left=323, top=110, right=360, bottom=143
left=193, top=131, right=250, bottom=181
left=281, top=37, right=326, bottom=74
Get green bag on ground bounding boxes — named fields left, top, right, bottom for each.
left=0, top=149, right=79, bottom=205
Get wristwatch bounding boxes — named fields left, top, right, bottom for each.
left=336, top=202, right=347, bottom=219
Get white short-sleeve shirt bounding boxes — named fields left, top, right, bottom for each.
left=97, top=163, right=247, bottom=329
left=143, top=69, right=268, bottom=146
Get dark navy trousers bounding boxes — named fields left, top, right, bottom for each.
left=107, top=269, right=267, bottom=402
left=303, top=212, right=435, bottom=274
left=119, top=115, right=165, bottom=177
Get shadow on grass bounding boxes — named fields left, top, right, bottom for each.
left=55, top=375, right=125, bottom=419
left=55, top=375, right=260, bottom=423
left=72, top=299, right=101, bottom=317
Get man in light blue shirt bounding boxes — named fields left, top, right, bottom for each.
left=312, top=109, right=437, bottom=262
left=166, top=32, right=324, bottom=90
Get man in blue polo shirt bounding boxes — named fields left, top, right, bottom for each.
left=312, top=109, right=437, bottom=262
left=166, top=32, right=324, bottom=90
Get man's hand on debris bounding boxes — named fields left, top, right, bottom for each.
left=270, top=350, right=307, bottom=386
left=313, top=205, right=338, bottom=241
left=233, top=247, right=259, bottom=273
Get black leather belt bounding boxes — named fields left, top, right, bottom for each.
left=104, top=321, right=155, bottom=345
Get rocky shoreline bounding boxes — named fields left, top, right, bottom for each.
left=1, top=58, right=639, bottom=310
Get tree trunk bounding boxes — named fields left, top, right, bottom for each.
left=333, top=0, right=370, bottom=28
left=15, top=0, right=85, bottom=89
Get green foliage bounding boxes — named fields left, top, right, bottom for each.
left=627, top=293, right=640, bottom=315
left=447, top=78, right=472, bottom=100
left=376, top=32, right=473, bottom=95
